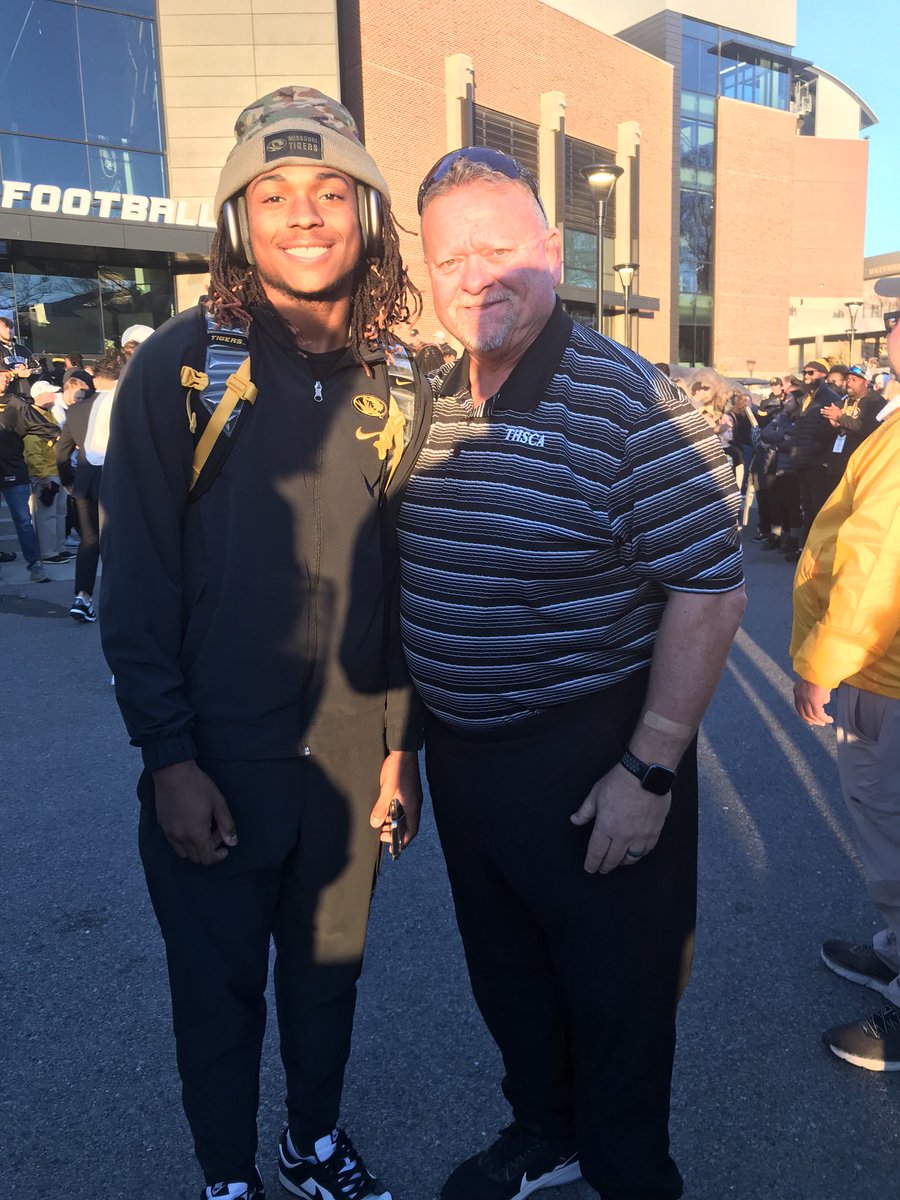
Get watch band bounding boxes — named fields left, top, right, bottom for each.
left=619, top=748, right=677, bottom=795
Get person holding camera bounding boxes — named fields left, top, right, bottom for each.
left=24, top=380, right=71, bottom=563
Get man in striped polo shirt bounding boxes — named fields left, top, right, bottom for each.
left=398, top=149, right=746, bottom=1200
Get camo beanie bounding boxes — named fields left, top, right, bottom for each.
left=214, top=85, right=391, bottom=218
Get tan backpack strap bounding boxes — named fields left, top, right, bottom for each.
left=190, top=357, right=257, bottom=491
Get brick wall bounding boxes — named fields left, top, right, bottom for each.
left=714, top=98, right=867, bottom=375
left=348, top=0, right=675, bottom=361
left=790, top=136, right=868, bottom=297
left=713, top=99, right=796, bottom=375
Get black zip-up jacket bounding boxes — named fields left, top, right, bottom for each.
left=99, top=304, right=431, bottom=771
left=786, top=378, right=840, bottom=470
left=0, top=391, right=59, bottom=488
left=0, top=338, right=39, bottom=399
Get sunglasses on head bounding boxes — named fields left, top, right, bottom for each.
left=417, top=146, right=545, bottom=216
left=885, top=311, right=900, bottom=333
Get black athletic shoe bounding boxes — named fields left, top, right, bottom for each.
left=0, top=550, right=16, bottom=562
left=821, top=939, right=897, bottom=997
left=278, top=1128, right=390, bottom=1200
left=440, top=1122, right=581, bottom=1200
left=44, top=551, right=73, bottom=563
left=70, top=596, right=97, bottom=623
left=201, top=1167, right=266, bottom=1199
left=823, top=1003, right=900, bottom=1071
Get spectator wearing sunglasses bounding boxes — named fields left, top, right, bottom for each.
left=400, top=146, right=745, bottom=1200
left=782, top=359, right=842, bottom=559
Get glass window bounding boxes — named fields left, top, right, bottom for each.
left=683, top=33, right=718, bottom=95
left=99, top=264, right=173, bottom=344
left=88, top=145, right=166, bottom=199
left=1, top=1, right=85, bottom=141
left=78, top=0, right=157, bottom=15
left=681, top=93, right=716, bottom=120
left=11, top=262, right=104, bottom=357
left=678, top=323, right=711, bottom=368
left=683, top=17, right=717, bottom=38
left=0, top=135, right=90, bottom=194
left=564, top=229, right=597, bottom=290
left=680, top=190, right=713, bottom=273
left=698, top=41, right=719, bottom=94
left=0, top=272, right=15, bottom=322
left=679, top=256, right=712, bottom=295
left=78, top=8, right=162, bottom=152
left=681, top=36, right=701, bottom=93
left=679, top=121, right=714, bottom=189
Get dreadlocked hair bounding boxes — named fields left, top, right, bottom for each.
left=205, top=202, right=421, bottom=358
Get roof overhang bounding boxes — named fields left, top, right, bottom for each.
left=0, top=210, right=212, bottom=265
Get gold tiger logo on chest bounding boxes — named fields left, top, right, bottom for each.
left=352, top=393, right=388, bottom=419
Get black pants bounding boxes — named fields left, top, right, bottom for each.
left=74, top=494, right=100, bottom=595
left=138, top=737, right=384, bottom=1185
left=796, top=466, right=835, bottom=543
left=768, top=472, right=802, bottom=533
left=426, top=675, right=696, bottom=1200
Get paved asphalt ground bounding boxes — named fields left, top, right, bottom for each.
left=2, top=512, right=899, bottom=1200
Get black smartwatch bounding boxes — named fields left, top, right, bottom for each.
left=619, top=749, right=677, bottom=796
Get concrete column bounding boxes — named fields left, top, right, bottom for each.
left=614, top=121, right=641, bottom=346
left=445, top=54, right=475, bottom=151
left=539, top=91, right=566, bottom=233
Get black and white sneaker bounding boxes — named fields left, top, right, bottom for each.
left=440, top=1122, right=581, bottom=1200
left=70, top=595, right=97, bottom=623
left=278, top=1128, right=391, bottom=1200
left=823, top=1003, right=900, bottom=1071
left=201, top=1166, right=266, bottom=1199
left=821, top=939, right=898, bottom=997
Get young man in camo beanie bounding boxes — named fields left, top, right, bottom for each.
left=100, top=87, right=431, bottom=1200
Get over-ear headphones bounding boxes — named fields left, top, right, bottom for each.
left=222, top=185, right=384, bottom=268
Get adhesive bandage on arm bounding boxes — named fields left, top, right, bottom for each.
left=642, top=711, right=695, bottom=738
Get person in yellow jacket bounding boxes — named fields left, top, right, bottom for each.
left=25, top=381, right=70, bottom=563
left=790, top=313, right=900, bottom=1072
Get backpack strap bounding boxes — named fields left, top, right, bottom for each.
left=381, top=343, right=417, bottom=492
left=188, top=357, right=257, bottom=490
left=180, top=312, right=257, bottom=497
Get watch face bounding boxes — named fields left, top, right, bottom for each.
left=643, top=765, right=676, bottom=795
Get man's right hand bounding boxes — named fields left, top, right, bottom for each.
left=151, top=760, right=238, bottom=865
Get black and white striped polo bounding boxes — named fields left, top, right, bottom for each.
left=397, top=301, right=743, bottom=732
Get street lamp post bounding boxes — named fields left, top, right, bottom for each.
left=845, top=300, right=863, bottom=364
left=580, top=163, right=624, bottom=334
left=614, top=262, right=639, bottom=349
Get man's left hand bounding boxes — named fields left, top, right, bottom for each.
left=570, top=764, right=671, bottom=875
left=821, top=403, right=843, bottom=423
left=370, top=750, right=423, bottom=852
left=793, top=678, right=833, bottom=726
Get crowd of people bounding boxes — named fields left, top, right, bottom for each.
left=661, top=355, right=897, bottom=563
left=0, top=322, right=154, bottom=616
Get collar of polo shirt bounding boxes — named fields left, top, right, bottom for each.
left=438, top=298, right=572, bottom=413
